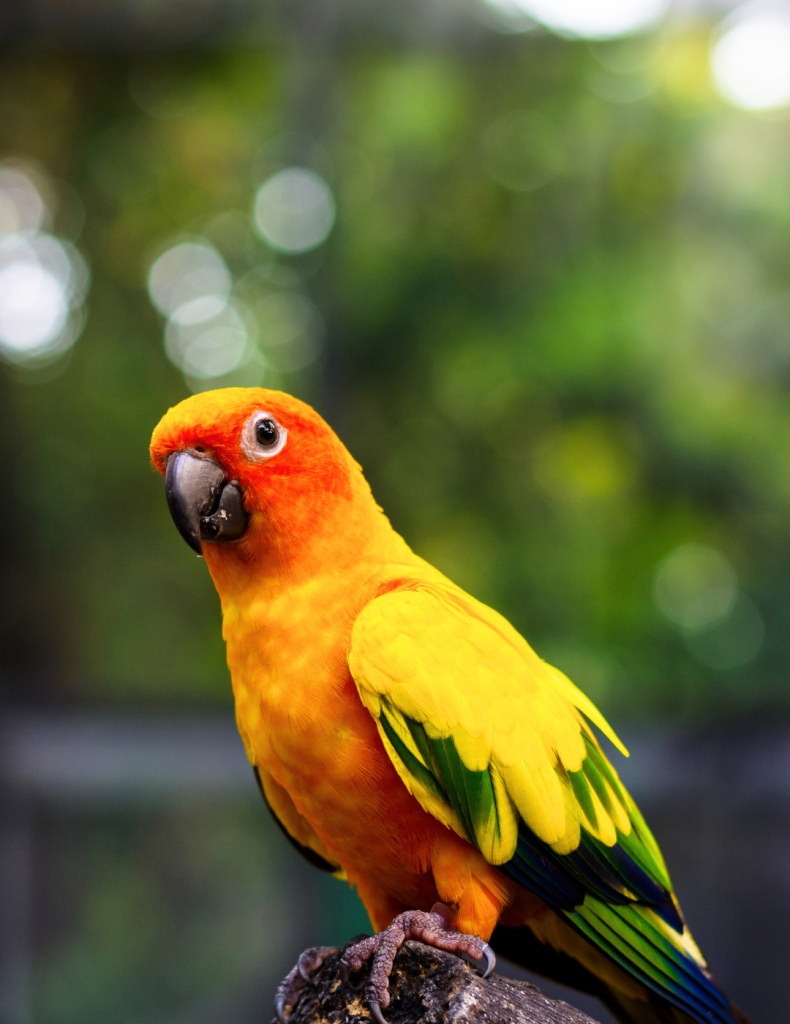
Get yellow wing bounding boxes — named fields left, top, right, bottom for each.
left=348, top=579, right=632, bottom=864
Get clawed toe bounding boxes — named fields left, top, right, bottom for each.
left=469, top=943, right=496, bottom=978
left=338, top=958, right=364, bottom=990
left=274, top=973, right=297, bottom=1024
left=368, top=998, right=388, bottom=1024
left=274, top=946, right=335, bottom=1023
left=339, top=906, right=496, bottom=1023
left=278, top=910, right=496, bottom=1023
left=297, top=951, right=316, bottom=982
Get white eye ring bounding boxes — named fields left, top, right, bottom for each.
left=241, top=411, right=288, bottom=461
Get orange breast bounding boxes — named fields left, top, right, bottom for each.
left=222, top=570, right=448, bottom=907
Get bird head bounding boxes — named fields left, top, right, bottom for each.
left=150, top=388, right=379, bottom=583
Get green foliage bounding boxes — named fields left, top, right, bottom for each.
left=33, top=805, right=298, bottom=1024
left=1, top=33, right=788, bottom=718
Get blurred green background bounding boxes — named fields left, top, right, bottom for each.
left=1, top=0, right=789, bottom=1022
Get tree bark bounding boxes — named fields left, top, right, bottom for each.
left=280, top=939, right=602, bottom=1024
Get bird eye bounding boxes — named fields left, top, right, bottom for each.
left=241, top=411, right=288, bottom=461
left=255, top=418, right=279, bottom=448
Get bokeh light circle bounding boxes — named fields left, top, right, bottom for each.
left=165, top=302, right=250, bottom=379
left=0, top=232, right=89, bottom=362
left=148, top=241, right=231, bottom=320
left=0, top=168, right=45, bottom=235
left=253, top=168, right=335, bottom=254
left=0, top=165, right=90, bottom=364
left=712, top=13, right=790, bottom=110
left=654, top=543, right=738, bottom=633
left=0, top=261, right=68, bottom=354
left=684, top=593, right=764, bottom=671
left=486, top=0, right=668, bottom=38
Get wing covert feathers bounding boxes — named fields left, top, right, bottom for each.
left=349, top=584, right=630, bottom=860
left=348, top=581, right=738, bottom=1024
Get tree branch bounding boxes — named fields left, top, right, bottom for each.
left=280, top=939, right=602, bottom=1024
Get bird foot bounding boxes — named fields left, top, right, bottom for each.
left=274, top=945, right=335, bottom=1022
left=339, top=903, right=495, bottom=1024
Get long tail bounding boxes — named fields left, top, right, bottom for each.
left=490, top=925, right=753, bottom=1024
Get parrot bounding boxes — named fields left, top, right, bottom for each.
left=150, top=387, right=751, bottom=1024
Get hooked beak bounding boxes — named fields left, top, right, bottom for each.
left=164, top=450, right=248, bottom=555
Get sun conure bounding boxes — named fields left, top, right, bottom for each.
left=150, top=387, right=750, bottom=1024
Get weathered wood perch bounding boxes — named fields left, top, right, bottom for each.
left=279, top=939, right=602, bottom=1024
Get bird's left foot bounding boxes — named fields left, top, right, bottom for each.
left=339, top=903, right=495, bottom=1024
left=274, top=945, right=335, bottom=1022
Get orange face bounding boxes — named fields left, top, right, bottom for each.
left=150, top=387, right=364, bottom=572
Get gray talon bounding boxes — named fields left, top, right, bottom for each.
left=369, top=999, right=388, bottom=1024
left=481, top=944, right=496, bottom=978
left=297, top=953, right=313, bottom=983
left=274, top=987, right=290, bottom=1023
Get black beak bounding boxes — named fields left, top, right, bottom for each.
left=165, top=450, right=248, bottom=556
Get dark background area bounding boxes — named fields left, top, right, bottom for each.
left=1, top=0, right=789, bottom=1022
